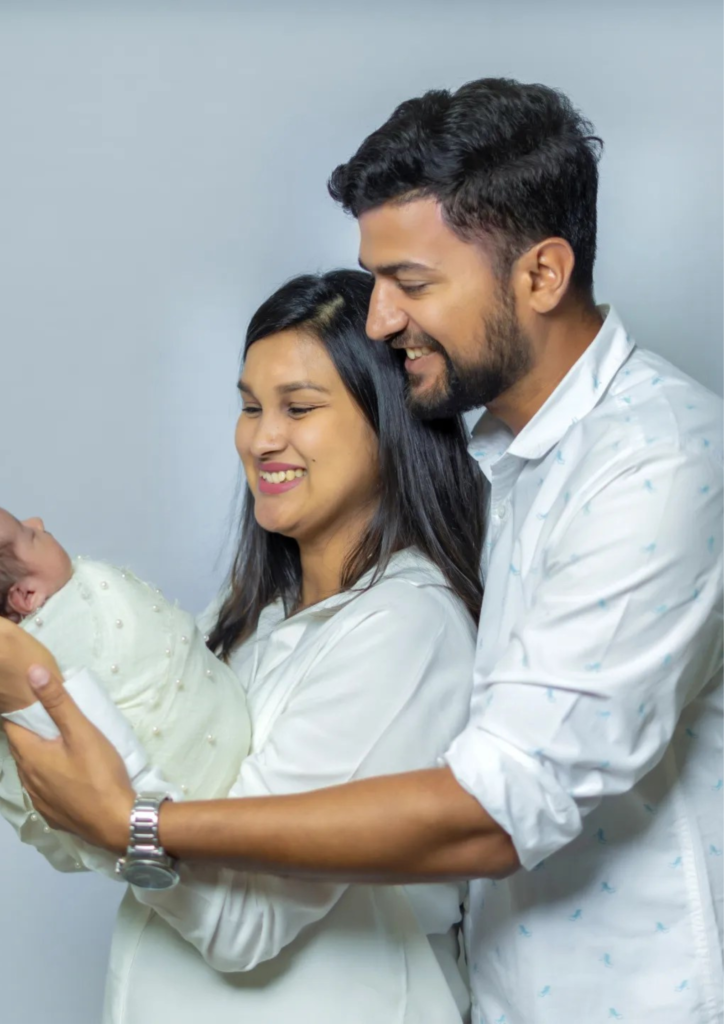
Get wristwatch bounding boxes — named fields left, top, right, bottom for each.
left=115, top=794, right=180, bottom=890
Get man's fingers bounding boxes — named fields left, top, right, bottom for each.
left=27, top=665, right=78, bottom=739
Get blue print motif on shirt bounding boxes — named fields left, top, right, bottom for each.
left=600, top=953, right=613, bottom=968
left=569, top=909, right=582, bottom=921
left=601, top=882, right=617, bottom=894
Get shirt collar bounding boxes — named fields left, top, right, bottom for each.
left=256, top=547, right=442, bottom=633
left=469, top=305, right=635, bottom=477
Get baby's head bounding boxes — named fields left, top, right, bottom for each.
left=0, top=509, right=73, bottom=622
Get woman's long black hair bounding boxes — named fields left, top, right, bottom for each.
left=207, top=270, right=485, bottom=659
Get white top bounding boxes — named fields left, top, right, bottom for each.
left=445, top=307, right=724, bottom=1024
left=7, top=549, right=477, bottom=1024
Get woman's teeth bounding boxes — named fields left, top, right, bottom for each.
left=405, top=346, right=433, bottom=361
left=260, top=469, right=306, bottom=484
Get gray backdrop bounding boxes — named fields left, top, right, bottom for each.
left=0, top=3, right=721, bottom=1022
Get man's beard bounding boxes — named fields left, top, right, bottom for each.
left=403, top=286, right=533, bottom=420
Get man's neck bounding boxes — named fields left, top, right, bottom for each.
left=488, top=305, right=604, bottom=435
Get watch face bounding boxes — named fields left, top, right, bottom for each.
left=122, top=860, right=179, bottom=890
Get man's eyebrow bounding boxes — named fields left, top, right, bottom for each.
left=357, top=258, right=435, bottom=276
left=237, top=380, right=330, bottom=396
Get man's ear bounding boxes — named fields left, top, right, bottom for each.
left=6, top=580, right=40, bottom=620
left=515, top=237, right=576, bottom=315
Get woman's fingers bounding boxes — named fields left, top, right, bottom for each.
left=26, top=664, right=78, bottom=741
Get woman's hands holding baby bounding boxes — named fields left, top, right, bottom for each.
left=0, top=618, right=62, bottom=713
left=5, top=667, right=135, bottom=852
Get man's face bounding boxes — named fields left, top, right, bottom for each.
left=358, top=197, right=533, bottom=418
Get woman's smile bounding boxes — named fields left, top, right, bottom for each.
left=257, top=462, right=307, bottom=495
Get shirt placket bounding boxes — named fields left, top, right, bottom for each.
left=484, top=454, right=526, bottom=577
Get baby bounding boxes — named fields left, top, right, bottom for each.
left=0, top=509, right=251, bottom=867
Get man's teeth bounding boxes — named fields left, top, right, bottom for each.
left=260, top=469, right=306, bottom=484
left=405, top=346, right=433, bottom=361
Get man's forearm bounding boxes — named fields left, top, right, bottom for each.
left=158, top=766, right=520, bottom=883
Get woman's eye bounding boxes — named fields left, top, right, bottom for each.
left=241, top=404, right=262, bottom=416
left=288, top=406, right=316, bottom=417
left=398, top=282, right=427, bottom=295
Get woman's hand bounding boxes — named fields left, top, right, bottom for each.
left=5, top=666, right=135, bottom=853
left=0, top=618, right=61, bottom=713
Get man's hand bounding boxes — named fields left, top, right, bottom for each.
left=0, top=618, right=61, bottom=713
left=5, top=666, right=135, bottom=853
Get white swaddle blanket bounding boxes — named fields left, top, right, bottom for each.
left=17, top=557, right=251, bottom=799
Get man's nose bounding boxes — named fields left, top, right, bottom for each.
left=22, top=517, right=45, bottom=531
left=366, top=281, right=409, bottom=342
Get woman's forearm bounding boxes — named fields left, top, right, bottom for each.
left=159, top=767, right=520, bottom=883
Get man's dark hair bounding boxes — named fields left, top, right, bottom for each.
left=328, top=77, right=603, bottom=297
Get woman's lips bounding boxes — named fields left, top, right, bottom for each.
left=257, top=464, right=307, bottom=495
left=258, top=475, right=305, bottom=495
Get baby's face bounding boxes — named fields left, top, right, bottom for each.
left=0, top=509, right=73, bottom=618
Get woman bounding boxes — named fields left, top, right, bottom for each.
left=0, top=270, right=485, bottom=1023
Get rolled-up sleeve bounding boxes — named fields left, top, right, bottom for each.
left=446, top=441, right=723, bottom=870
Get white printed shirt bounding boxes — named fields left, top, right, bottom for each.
left=445, top=306, right=723, bottom=1024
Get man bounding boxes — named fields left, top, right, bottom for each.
left=4, top=78, right=723, bottom=1023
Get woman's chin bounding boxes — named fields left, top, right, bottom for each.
left=254, top=511, right=300, bottom=539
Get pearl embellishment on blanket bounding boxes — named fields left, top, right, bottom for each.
left=43, top=825, right=51, bottom=834
left=152, top=726, right=161, bottom=737
left=100, top=581, right=109, bottom=590
left=203, top=634, right=210, bottom=643
left=175, top=679, right=184, bottom=691
left=115, top=619, right=123, bottom=629
left=110, top=665, right=119, bottom=675
left=206, top=734, right=216, bottom=746
left=30, top=813, right=38, bottom=822
left=181, top=785, right=189, bottom=794
left=205, top=669, right=213, bottom=678
left=152, top=605, right=160, bottom=613
left=165, top=649, right=172, bottom=658
left=34, top=617, right=43, bottom=627
left=181, top=635, right=188, bottom=644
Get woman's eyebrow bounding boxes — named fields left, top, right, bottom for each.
left=277, top=381, right=330, bottom=395
left=237, top=380, right=330, bottom=396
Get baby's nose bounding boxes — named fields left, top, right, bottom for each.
left=23, top=517, right=45, bottom=531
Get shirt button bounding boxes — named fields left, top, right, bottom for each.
left=493, top=504, right=508, bottom=520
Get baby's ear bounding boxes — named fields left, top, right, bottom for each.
left=6, top=581, right=39, bottom=620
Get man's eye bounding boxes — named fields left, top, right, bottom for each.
left=398, top=282, right=427, bottom=295
left=241, top=404, right=261, bottom=415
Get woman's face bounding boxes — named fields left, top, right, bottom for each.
left=235, top=329, right=380, bottom=547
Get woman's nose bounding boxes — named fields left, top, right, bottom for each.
left=248, top=414, right=288, bottom=458
left=366, top=281, right=409, bottom=341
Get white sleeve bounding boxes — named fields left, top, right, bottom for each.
left=446, top=441, right=723, bottom=870
left=36, top=584, right=471, bottom=972
left=1, top=669, right=180, bottom=877
left=0, top=730, right=87, bottom=873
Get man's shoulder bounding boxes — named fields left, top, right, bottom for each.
left=581, top=347, right=722, bottom=465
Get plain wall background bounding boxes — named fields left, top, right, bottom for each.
left=0, top=3, right=721, bottom=1021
